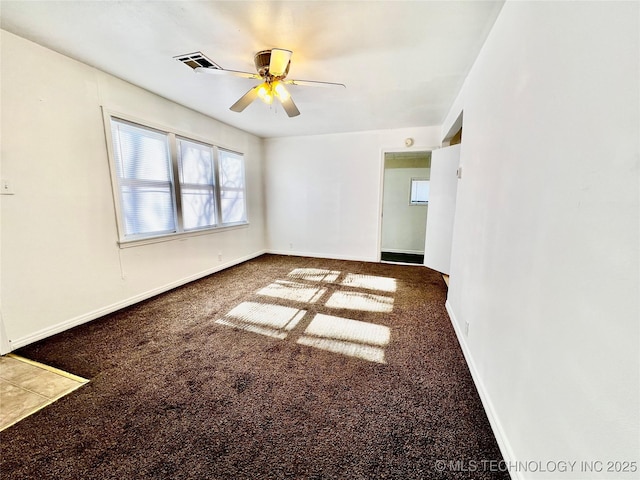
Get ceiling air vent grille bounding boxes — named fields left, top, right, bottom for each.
left=174, top=52, right=221, bottom=70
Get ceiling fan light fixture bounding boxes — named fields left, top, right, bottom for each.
left=257, top=83, right=273, bottom=104
left=189, top=47, right=343, bottom=117
left=273, top=81, right=290, bottom=101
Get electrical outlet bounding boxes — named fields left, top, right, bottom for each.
left=218, top=252, right=223, bottom=261
left=289, top=243, right=293, bottom=250
left=464, top=321, right=470, bottom=337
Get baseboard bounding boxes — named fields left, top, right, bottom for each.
left=445, top=300, right=520, bottom=480
left=8, top=249, right=267, bottom=351
left=267, top=249, right=378, bottom=263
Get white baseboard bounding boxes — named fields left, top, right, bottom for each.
left=445, top=300, right=520, bottom=480
left=267, top=249, right=378, bottom=263
left=8, top=250, right=267, bottom=351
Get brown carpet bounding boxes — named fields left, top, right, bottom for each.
left=1, top=254, right=508, bottom=479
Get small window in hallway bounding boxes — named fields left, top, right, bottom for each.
left=409, top=178, right=430, bottom=205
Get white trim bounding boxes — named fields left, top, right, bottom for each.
left=117, top=222, right=249, bottom=248
left=267, top=249, right=377, bottom=263
left=445, top=300, right=520, bottom=480
left=442, top=110, right=464, bottom=145
left=0, top=312, right=11, bottom=355
left=376, top=149, right=388, bottom=261
left=8, top=250, right=267, bottom=351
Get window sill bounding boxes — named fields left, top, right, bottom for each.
left=117, top=222, right=249, bottom=249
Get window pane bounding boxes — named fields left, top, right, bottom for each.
left=121, top=184, right=175, bottom=236
left=178, top=139, right=214, bottom=185
left=221, top=190, right=246, bottom=224
left=219, top=150, right=245, bottom=188
left=181, top=187, right=216, bottom=230
left=219, top=150, right=247, bottom=224
left=112, top=121, right=172, bottom=182
left=410, top=179, right=429, bottom=204
left=110, top=119, right=176, bottom=238
left=178, top=139, right=217, bottom=230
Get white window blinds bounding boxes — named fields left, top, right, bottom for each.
left=110, top=119, right=176, bottom=238
left=107, top=115, right=248, bottom=243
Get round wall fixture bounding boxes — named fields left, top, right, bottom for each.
left=404, top=137, right=414, bottom=147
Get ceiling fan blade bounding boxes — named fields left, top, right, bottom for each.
left=284, top=78, right=346, bottom=88
left=279, top=95, right=300, bottom=118
left=230, top=86, right=260, bottom=112
left=195, top=66, right=261, bottom=80
left=269, top=49, right=292, bottom=77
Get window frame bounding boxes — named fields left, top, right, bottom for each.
left=176, top=136, right=219, bottom=232
left=103, top=109, right=249, bottom=247
left=218, top=148, right=248, bottom=225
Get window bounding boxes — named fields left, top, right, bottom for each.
left=177, top=138, right=217, bottom=230
left=219, top=149, right=247, bottom=224
left=409, top=178, right=430, bottom=205
left=110, top=119, right=176, bottom=238
left=107, top=116, right=247, bottom=243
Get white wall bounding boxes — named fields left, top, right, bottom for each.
left=0, top=30, right=266, bottom=351
left=381, top=167, right=429, bottom=253
left=442, top=2, right=639, bottom=478
left=264, top=128, right=440, bottom=261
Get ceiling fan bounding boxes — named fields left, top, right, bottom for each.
left=176, top=49, right=345, bottom=117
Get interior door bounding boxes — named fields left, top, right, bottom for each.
left=424, top=145, right=461, bottom=274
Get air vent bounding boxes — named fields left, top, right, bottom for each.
left=174, top=52, right=221, bottom=70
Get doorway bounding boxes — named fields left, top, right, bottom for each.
left=380, top=151, right=431, bottom=264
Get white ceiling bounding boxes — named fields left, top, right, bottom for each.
left=0, top=0, right=503, bottom=138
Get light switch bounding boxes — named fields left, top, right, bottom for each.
left=1, top=179, right=14, bottom=195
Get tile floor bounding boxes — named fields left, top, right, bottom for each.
left=0, top=354, right=88, bottom=431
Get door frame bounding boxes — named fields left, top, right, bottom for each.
left=0, top=312, right=10, bottom=355
left=376, top=146, right=438, bottom=262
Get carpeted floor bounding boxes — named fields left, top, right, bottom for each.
left=1, top=254, right=508, bottom=479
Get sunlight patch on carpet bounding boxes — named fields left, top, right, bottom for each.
left=297, top=314, right=390, bottom=364
left=287, top=268, right=341, bottom=283
left=325, top=291, right=394, bottom=313
left=257, top=280, right=327, bottom=303
left=217, top=268, right=394, bottom=361
left=340, top=273, right=397, bottom=293
left=304, top=314, right=390, bottom=346
left=216, top=302, right=306, bottom=339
